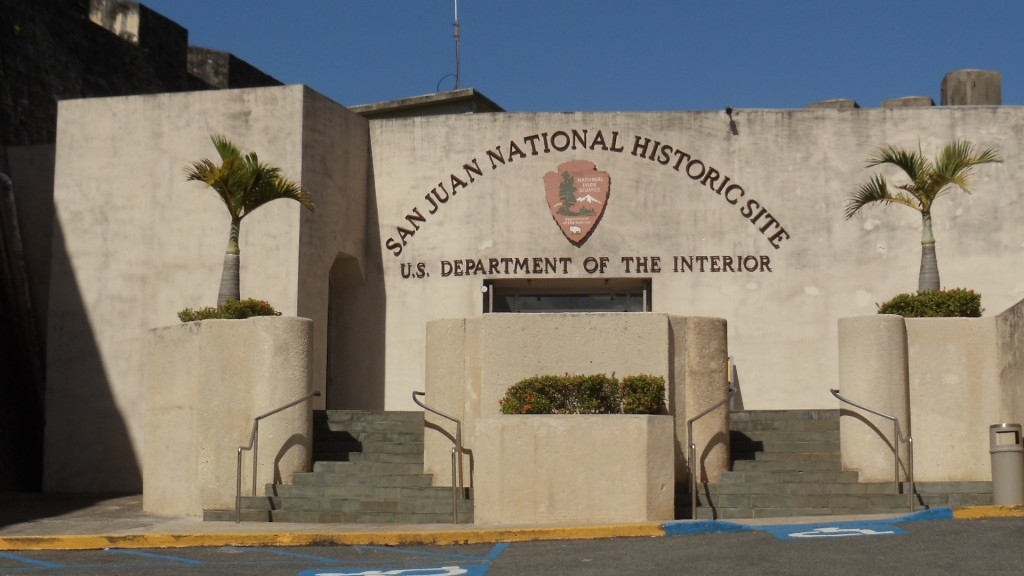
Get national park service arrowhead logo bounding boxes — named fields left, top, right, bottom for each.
left=543, top=160, right=610, bottom=247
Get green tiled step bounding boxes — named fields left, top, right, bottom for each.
left=695, top=506, right=912, bottom=520
left=734, top=451, right=840, bottom=464
left=689, top=409, right=995, bottom=520
left=239, top=494, right=474, bottom=515
left=205, top=409, right=474, bottom=524
left=204, top=507, right=473, bottom=524
left=267, top=484, right=469, bottom=501
left=730, top=458, right=842, bottom=472
left=719, top=470, right=860, bottom=484
left=709, top=482, right=898, bottom=496
left=291, top=473, right=435, bottom=488
left=730, top=410, right=839, bottom=422
left=311, top=461, right=426, bottom=476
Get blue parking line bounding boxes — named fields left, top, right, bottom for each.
left=0, top=552, right=65, bottom=568
left=484, top=543, right=508, bottom=560
left=224, top=546, right=344, bottom=564
left=662, top=520, right=754, bottom=536
left=105, top=548, right=207, bottom=565
left=353, top=543, right=506, bottom=562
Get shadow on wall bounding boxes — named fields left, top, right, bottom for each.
left=0, top=146, right=56, bottom=492
left=328, top=165, right=386, bottom=410
left=42, top=220, right=139, bottom=493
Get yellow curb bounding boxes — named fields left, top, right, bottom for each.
left=953, top=505, right=1024, bottom=519
left=0, top=524, right=667, bottom=551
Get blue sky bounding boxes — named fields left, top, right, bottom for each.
left=139, top=1, right=1023, bottom=112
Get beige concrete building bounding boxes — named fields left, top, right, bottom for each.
left=35, top=69, right=1024, bottom=493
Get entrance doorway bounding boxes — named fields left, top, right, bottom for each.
left=482, top=278, right=651, bottom=313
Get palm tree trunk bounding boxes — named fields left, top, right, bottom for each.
left=918, top=212, right=940, bottom=293
left=217, top=253, right=240, bottom=306
left=217, top=219, right=241, bottom=306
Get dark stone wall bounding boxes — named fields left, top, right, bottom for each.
left=188, top=47, right=282, bottom=90
left=0, top=0, right=281, bottom=491
left=0, top=0, right=281, bottom=146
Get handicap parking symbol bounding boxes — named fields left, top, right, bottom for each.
left=760, top=521, right=907, bottom=541
left=300, top=567, right=490, bottom=576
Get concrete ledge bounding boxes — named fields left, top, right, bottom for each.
left=473, top=414, right=674, bottom=524
left=143, top=316, right=315, bottom=516
left=953, top=505, right=1024, bottom=519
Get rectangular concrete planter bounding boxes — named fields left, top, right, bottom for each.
left=142, top=316, right=314, bottom=516
left=472, top=414, right=674, bottom=524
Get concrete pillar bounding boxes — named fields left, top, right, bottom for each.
left=837, top=315, right=910, bottom=483
left=669, top=316, right=730, bottom=485
left=941, top=70, right=1002, bottom=106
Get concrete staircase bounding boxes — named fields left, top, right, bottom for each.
left=692, top=410, right=992, bottom=519
left=204, top=410, right=473, bottom=523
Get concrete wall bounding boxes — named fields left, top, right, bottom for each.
left=143, top=317, right=314, bottom=516
left=473, top=415, right=674, bottom=524
left=46, top=85, right=366, bottom=491
left=45, top=86, right=1024, bottom=493
left=368, top=107, right=1024, bottom=413
left=996, top=299, right=1024, bottom=422
left=837, top=315, right=910, bottom=483
left=907, top=317, right=1001, bottom=482
left=838, top=308, right=1024, bottom=483
left=423, top=313, right=730, bottom=493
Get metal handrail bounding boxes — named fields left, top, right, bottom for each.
left=830, top=388, right=914, bottom=512
left=688, top=387, right=736, bottom=520
left=412, top=391, right=464, bottom=524
left=235, top=389, right=321, bottom=523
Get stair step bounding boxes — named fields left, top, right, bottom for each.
left=291, top=473, right=435, bottom=488
left=719, top=470, right=860, bottom=484
left=322, top=410, right=424, bottom=423
left=271, top=510, right=473, bottom=524
left=731, top=410, right=839, bottom=422
left=731, top=458, right=842, bottom=472
left=699, top=493, right=912, bottom=509
left=695, top=506, right=912, bottom=520
left=707, top=481, right=899, bottom=496
left=346, top=452, right=425, bottom=464
left=312, top=461, right=425, bottom=475
left=738, top=451, right=841, bottom=462
left=240, top=495, right=473, bottom=515
left=266, top=484, right=468, bottom=501
left=731, top=430, right=839, bottom=444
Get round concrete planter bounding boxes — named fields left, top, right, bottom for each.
left=142, top=316, right=314, bottom=516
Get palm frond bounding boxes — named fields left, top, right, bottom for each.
left=844, top=174, right=920, bottom=219
left=866, top=145, right=927, bottom=183
left=186, top=134, right=314, bottom=220
left=929, top=139, right=1002, bottom=196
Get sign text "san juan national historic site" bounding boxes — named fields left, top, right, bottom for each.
left=387, top=128, right=790, bottom=279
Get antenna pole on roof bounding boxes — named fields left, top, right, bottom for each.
left=454, top=0, right=461, bottom=89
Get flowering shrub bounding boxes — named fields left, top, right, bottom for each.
left=877, top=288, right=982, bottom=318
left=499, top=373, right=666, bottom=415
left=177, top=298, right=282, bottom=322
left=619, top=374, right=667, bottom=414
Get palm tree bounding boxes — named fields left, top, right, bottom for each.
left=186, top=134, right=314, bottom=306
left=845, top=139, right=1000, bottom=293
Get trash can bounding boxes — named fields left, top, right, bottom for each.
left=990, top=423, right=1024, bottom=505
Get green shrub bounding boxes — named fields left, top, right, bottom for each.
left=877, top=288, right=982, bottom=318
left=499, top=373, right=666, bottom=415
left=619, top=374, right=667, bottom=414
left=178, top=298, right=282, bottom=322
left=498, top=375, right=564, bottom=414
left=564, top=374, right=619, bottom=414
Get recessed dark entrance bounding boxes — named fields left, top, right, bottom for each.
left=482, top=278, right=651, bottom=313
